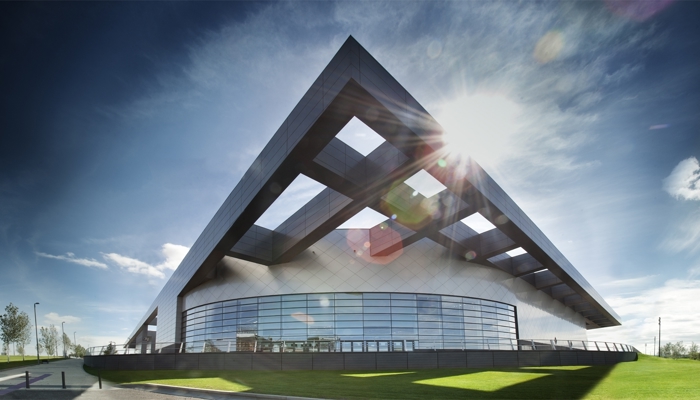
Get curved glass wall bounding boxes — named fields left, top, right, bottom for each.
left=181, top=292, right=517, bottom=352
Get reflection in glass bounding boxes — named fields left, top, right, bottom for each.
left=182, top=292, right=517, bottom=352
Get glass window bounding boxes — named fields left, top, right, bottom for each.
left=364, top=320, right=391, bottom=328
left=391, top=307, right=417, bottom=314
left=181, top=292, right=516, bottom=352
left=282, top=300, right=307, bottom=309
left=391, top=300, right=416, bottom=308
left=364, top=313, right=390, bottom=321
left=335, top=299, right=362, bottom=307
left=335, top=307, right=362, bottom=314
left=281, top=294, right=307, bottom=302
left=363, top=299, right=390, bottom=307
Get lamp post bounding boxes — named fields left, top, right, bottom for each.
left=33, top=303, right=40, bottom=364
left=74, top=332, right=76, bottom=356
left=61, top=321, right=65, bottom=358
left=658, top=317, right=661, bottom=357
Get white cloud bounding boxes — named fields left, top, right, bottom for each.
left=44, top=312, right=81, bottom=325
left=588, top=277, right=700, bottom=350
left=102, top=243, right=189, bottom=279
left=663, top=157, right=700, bottom=201
left=35, top=251, right=108, bottom=269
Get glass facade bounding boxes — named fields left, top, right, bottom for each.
left=181, top=292, right=517, bottom=352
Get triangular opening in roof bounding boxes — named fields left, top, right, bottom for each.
left=338, top=207, right=388, bottom=229
left=404, top=169, right=447, bottom=198
left=335, top=117, right=386, bottom=156
left=254, top=174, right=327, bottom=230
left=461, top=213, right=497, bottom=233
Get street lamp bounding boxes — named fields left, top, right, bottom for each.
left=33, top=303, right=40, bottom=365
left=658, top=317, right=661, bottom=357
left=61, top=321, right=65, bottom=358
left=74, top=332, right=76, bottom=355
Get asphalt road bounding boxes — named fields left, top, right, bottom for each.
left=0, top=358, right=261, bottom=399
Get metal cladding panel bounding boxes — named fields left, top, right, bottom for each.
left=604, top=352, right=623, bottom=364
left=184, top=233, right=588, bottom=340
left=282, top=354, right=313, bottom=370
left=104, top=356, right=120, bottom=370
left=591, top=352, right=606, bottom=365
left=121, top=355, right=154, bottom=371
left=376, top=353, right=408, bottom=370
left=154, top=355, right=176, bottom=370
left=312, top=353, right=344, bottom=370
left=344, top=353, right=376, bottom=370
left=407, top=352, right=438, bottom=369
left=539, top=351, right=561, bottom=366
left=224, top=353, right=252, bottom=370
left=252, top=353, right=282, bottom=371
left=559, top=352, right=579, bottom=366
left=175, top=354, right=198, bottom=370
left=493, top=352, right=518, bottom=368
left=438, top=352, right=467, bottom=368
left=518, top=352, right=540, bottom=367
left=199, top=354, right=225, bottom=370
left=576, top=352, right=594, bottom=365
left=466, top=352, right=494, bottom=368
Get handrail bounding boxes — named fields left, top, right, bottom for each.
left=87, top=339, right=639, bottom=356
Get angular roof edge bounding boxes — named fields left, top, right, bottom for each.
left=127, top=36, right=619, bottom=345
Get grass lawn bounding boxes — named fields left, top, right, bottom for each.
left=0, top=355, right=63, bottom=371
left=84, top=354, right=700, bottom=399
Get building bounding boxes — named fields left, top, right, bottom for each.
left=125, top=36, right=620, bottom=355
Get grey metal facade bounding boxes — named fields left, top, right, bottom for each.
left=126, top=36, right=620, bottom=349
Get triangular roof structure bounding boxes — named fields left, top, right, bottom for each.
left=127, top=36, right=619, bottom=347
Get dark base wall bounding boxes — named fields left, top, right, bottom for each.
left=85, top=350, right=637, bottom=371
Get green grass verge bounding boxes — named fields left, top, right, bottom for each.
left=83, top=354, right=700, bottom=399
left=0, top=356, right=63, bottom=371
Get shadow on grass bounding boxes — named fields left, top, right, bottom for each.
left=85, top=364, right=618, bottom=400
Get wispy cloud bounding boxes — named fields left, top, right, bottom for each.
left=663, top=157, right=700, bottom=201
left=102, top=243, right=189, bottom=279
left=660, top=209, right=700, bottom=254
left=44, top=312, right=81, bottom=325
left=35, top=251, right=108, bottom=269
left=600, top=275, right=658, bottom=289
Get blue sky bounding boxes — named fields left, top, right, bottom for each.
left=1, top=1, right=698, bottom=354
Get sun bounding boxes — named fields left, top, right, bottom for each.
left=436, top=93, right=522, bottom=163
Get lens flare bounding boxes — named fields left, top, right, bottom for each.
left=437, top=93, right=522, bottom=162
left=604, top=0, right=675, bottom=21
left=534, top=31, right=564, bottom=64
left=345, top=228, right=403, bottom=265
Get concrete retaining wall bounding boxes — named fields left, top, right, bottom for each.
left=84, top=350, right=637, bottom=371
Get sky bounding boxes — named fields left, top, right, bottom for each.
left=1, top=1, right=698, bottom=355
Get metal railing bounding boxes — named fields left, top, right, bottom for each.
left=87, top=338, right=638, bottom=356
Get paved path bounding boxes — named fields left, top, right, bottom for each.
left=0, top=359, right=207, bottom=399
left=0, top=359, right=312, bottom=399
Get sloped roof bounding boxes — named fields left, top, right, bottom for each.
left=128, top=36, right=619, bottom=345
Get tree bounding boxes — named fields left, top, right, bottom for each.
left=15, top=314, right=32, bottom=361
left=689, top=342, right=699, bottom=361
left=0, top=303, right=22, bottom=361
left=61, top=332, right=72, bottom=358
left=671, top=341, right=687, bottom=359
left=39, top=325, right=59, bottom=357
left=661, top=342, right=673, bottom=358
left=72, top=344, right=86, bottom=358
left=102, top=342, right=117, bottom=355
